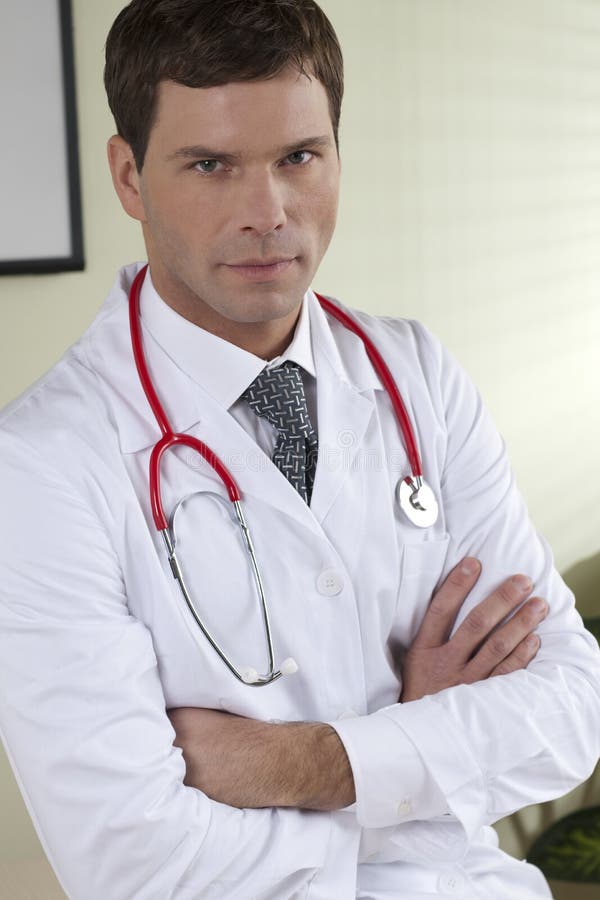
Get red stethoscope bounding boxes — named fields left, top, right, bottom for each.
left=129, top=264, right=438, bottom=686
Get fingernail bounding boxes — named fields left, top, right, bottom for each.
left=526, top=634, right=540, bottom=650
left=512, top=574, right=533, bottom=592
left=461, top=558, right=480, bottom=575
left=531, top=598, right=548, bottom=614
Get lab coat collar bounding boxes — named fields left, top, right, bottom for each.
left=306, top=288, right=384, bottom=396
left=84, top=263, right=201, bottom=455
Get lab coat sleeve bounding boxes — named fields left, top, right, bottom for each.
left=331, top=321, right=600, bottom=840
left=0, top=431, right=330, bottom=900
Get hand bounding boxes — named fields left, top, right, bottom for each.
left=166, top=707, right=355, bottom=810
left=400, top=558, right=548, bottom=703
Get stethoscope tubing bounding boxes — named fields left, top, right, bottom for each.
left=129, top=266, right=242, bottom=531
left=128, top=263, right=433, bottom=685
left=315, top=296, right=422, bottom=479
left=129, top=263, right=425, bottom=529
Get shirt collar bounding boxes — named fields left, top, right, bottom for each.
left=85, top=262, right=383, bottom=456
left=140, top=267, right=316, bottom=411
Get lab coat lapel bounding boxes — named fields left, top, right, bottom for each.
left=307, top=293, right=382, bottom=525
left=309, top=371, right=375, bottom=525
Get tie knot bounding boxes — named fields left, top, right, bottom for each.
left=242, top=361, right=314, bottom=439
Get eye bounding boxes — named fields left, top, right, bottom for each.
left=284, top=150, right=314, bottom=166
left=193, top=159, right=222, bottom=175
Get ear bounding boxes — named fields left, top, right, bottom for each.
left=107, top=135, right=146, bottom=222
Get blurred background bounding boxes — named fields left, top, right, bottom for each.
left=0, top=1, right=599, bottom=897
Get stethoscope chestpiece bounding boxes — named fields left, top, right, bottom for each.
left=397, top=475, right=439, bottom=528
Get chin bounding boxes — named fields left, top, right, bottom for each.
left=221, top=287, right=306, bottom=323
left=223, top=302, right=301, bottom=326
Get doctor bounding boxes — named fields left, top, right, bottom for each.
left=1, top=1, right=599, bottom=898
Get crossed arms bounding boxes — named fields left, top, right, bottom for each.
left=168, top=557, right=548, bottom=811
left=2, top=323, right=599, bottom=899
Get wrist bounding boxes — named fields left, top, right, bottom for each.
left=278, top=721, right=355, bottom=811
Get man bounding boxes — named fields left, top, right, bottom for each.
left=0, top=1, right=598, bottom=898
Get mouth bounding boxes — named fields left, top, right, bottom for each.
left=223, top=257, right=297, bottom=282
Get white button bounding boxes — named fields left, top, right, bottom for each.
left=438, top=870, right=466, bottom=895
left=316, top=568, right=344, bottom=596
left=396, top=798, right=412, bottom=817
left=337, top=708, right=359, bottom=720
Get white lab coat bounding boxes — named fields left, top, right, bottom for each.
left=0, top=262, right=599, bottom=900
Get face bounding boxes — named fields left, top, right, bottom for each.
left=109, top=67, right=340, bottom=355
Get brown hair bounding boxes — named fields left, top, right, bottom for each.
left=104, top=0, right=344, bottom=171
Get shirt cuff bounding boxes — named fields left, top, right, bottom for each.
left=329, top=705, right=451, bottom=829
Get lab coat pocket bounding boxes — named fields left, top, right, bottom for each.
left=393, top=536, right=451, bottom=648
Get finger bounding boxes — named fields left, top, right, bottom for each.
left=467, top=595, right=548, bottom=678
left=489, top=632, right=541, bottom=677
left=412, top=557, right=481, bottom=648
left=451, top=573, right=533, bottom=660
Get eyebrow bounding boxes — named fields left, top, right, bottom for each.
left=166, top=134, right=333, bottom=163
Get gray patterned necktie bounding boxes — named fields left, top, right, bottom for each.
left=242, top=361, right=319, bottom=505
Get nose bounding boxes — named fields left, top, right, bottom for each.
left=236, top=169, right=287, bottom=236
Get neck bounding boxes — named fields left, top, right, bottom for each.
left=199, top=315, right=300, bottom=360
left=146, top=264, right=302, bottom=359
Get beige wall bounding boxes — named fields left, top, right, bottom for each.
left=1, top=0, right=599, bottom=890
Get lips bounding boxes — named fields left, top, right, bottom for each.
left=223, top=258, right=296, bottom=281
left=228, top=257, right=294, bottom=267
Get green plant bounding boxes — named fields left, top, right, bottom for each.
left=527, top=806, right=600, bottom=883
left=583, top=617, right=600, bottom=647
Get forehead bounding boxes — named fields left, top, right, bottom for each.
left=150, top=69, right=333, bottom=153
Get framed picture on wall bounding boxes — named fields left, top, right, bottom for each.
left=0, top=0, right=84, bottom=275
